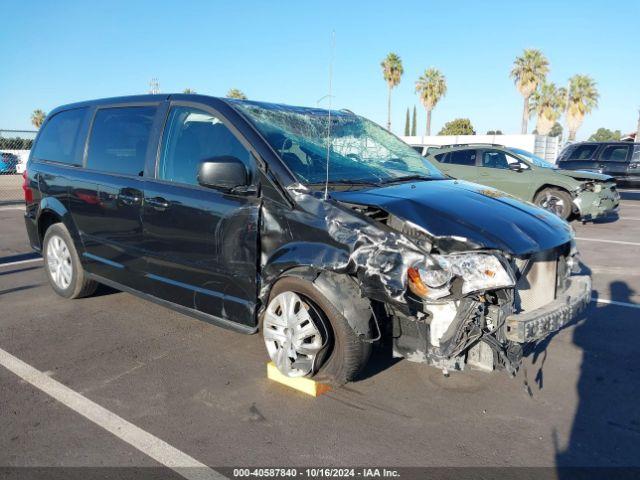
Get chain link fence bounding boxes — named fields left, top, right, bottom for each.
left=1, top=130, right=36, bottom=205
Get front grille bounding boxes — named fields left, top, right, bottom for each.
left=514, top=250, right=558, bottom=312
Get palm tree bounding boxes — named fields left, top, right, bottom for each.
left=226, top=88, right=247, bottom=100
left=530, top=81, right=566, bottom=135
left=510, top=49, right=549, bottom=134
left=415, top=68, right=447, bottom=136
left=565, top=75, right=599, bottom=141
left=183, top=88, right=196, bottom=94
left=31, top=109, right=46, bottom=129
left=381, top=53, right=403, bottom=131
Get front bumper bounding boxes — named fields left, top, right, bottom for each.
left=505, top=275, right=591, bottom=343
left=574, top=189, right=620, bottom=221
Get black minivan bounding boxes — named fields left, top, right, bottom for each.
left=23, top=94, right=591, bottom=384
left=557, top=141, right=640, bottom=186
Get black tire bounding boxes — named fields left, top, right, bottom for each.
left=43, top=223, right=98, bottom=299
left=534, top=188, right=573, bottom=220
left=264, top=276, right=372, bottom=386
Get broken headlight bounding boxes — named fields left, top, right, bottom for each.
left=581, top=182, right=602, bottom=193
left=408, top=253, right=515, bottom=300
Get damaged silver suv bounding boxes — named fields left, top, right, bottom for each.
left=24, top=95, right=591, bottom=386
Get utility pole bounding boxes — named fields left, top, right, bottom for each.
left=636, top=107, right=640, bottom=143
left=149, top=78, right=160, bottom=94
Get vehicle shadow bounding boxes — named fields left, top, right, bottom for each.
left=555, top=281, right=640, bottom=472
left=590, top=213, right=619, bottom=225
left=92, top=283, right=119, bottom=297
left=356, top=339, right=402, bottom=381
left=523, top=263, right=593, bottom=391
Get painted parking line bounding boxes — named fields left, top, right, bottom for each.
left=575, top=237, right=640, bottom=247
left=0, top=347, right=227, bottom=480
left=0, top=257, right=42, bottom=268
left=592, top=297, right=640, bottom=309
left=0, top=206, right=24, bottom=211
left=620, top=217, right=640, bottom=221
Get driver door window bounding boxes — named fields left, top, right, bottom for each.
left=158, top=106, right=254, bottom=186
left=481, top=150, right=527, bottom=170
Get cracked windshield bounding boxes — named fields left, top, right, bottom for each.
left=231, top=100, right=445, bottom=185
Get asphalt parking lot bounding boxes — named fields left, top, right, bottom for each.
left=1, top=191, right=639, bottom=477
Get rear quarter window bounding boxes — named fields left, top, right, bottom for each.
left=31, top=108, right=88, bottom=165
left=568, top=144, right=598, bottom=160
left=433, top=152, right=448, bottom=163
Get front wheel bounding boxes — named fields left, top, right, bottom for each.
left=261, top=277, right=371, bottom=386
left=43, top=223, right=98, bottom=299
left=534, top=188, right=573, bottom=220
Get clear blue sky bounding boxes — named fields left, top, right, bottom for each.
left=1, top=0, right=638, bottom=140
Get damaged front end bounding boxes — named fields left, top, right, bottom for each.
left=572, top=179, right=620, bottom=222
left=327, top=189, right=591, bottom=377
left=267, top=182, right=591, bottom=378
left=392, top=237, right=591, bottom=375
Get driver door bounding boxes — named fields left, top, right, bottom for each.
left=141, top=103, right=260, bottom=328
left=477, top=149, right=533, bottom=198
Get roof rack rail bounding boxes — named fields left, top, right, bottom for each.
left=437, top=143, right=506, bottom=148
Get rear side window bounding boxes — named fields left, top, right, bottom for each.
left=599, top=145, right=631, bottom=162
left=86, top=106, right=156, bottom=176
left=447, top=150, right=476, bottom=166
left=31, top=108, right=87, bottom=165
left=633, top=145, right=640, bottom=162
left=568, top=145, right=597, bottom=160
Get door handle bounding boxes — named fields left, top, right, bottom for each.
left=118, top=191, right=142, bottom=206
left=146, top=196, right=170, bottom=211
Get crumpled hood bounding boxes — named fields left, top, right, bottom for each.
left=556, top=169, right=613, bottom=182
left=331, top=179, right=573, bottom=256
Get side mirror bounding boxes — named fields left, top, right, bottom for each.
left=197, top=156, right=249, bottom=191
left=508, top=162, right=524, bottom=172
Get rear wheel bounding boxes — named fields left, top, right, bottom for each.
left=262, top=277, right=371, bottom=385
left=43, top=223, right=98, bottom=299
left=534, top=188, right=573, bottom=220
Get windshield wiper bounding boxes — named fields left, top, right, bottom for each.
left=380, top=174, right=433, bottom=184
left=308, top=178, right=382, bottom=186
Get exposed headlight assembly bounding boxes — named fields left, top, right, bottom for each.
left=582, top=182, right=602, bottom=193
left=407, top=253, right=515, bottom=300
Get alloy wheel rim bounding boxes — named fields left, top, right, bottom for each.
left=539, top=193, right=565, bottom=217
left=46, top=235, right=73, bottom=290
left=263, top=291, right=325, bottom=377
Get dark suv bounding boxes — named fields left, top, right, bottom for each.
left=23, top=94, right=590, bottom=384
left=557, top=141, right=640, bottom=186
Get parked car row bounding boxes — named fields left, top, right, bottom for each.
left=24, top=95, right=591, bottom=386
left=557, top=141, right=640, bottom=187
left=424, top=144, right=620, bottom=222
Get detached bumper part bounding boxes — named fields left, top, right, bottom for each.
left=505, top=275, right=591, bottom=343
